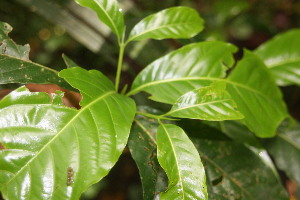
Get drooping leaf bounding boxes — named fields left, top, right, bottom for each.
left=264, top=120, right=300, bottom=184
left=165, top=82, right=244, bottom=121
left=0, top=86, right=50, bottom=109
left=157, top=124, right=208, bottom=200
left=192, top=138, right=289, bottom=200
left=0, top=22, right=71, bottom=89
left=128, top=109, right=167, bottom=200
left=75, top=0, right=124, bottom=41
left=0, top=67, right=136, bottom=199
left=226, top=51, right=288, bottom=137
left=129, top=41, right=237, bottom=104
left=127, top=7, right=204, bottom=42
left=254, top=29, right=300, bottom=86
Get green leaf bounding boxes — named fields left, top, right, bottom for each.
left=0, top=22, right=30, bottom=60
left=129, top=41, right=237, bottom=104
left=0, top=86, right=50, bottom=109
left=62, top=54, right=79, bottom=68
left=157, top=124, right=208, bottom=200
left=192, top=138, right=289, bottom=200
left=264, top=120, right=300, bottom=184
left=127, top=6, right=204, bottom=42
left=254, top=29, right=300, bottom=86
left=0, top=22, right=71, bottom=89
left=165, top=82, right=244, bottom=121
left=227, top=51, right=288, bottom=137
left=128, top=111, right=167, bottom=200
left=0, top=67, right=136, bottom=199
left=75, top=0, right=124, bottom=41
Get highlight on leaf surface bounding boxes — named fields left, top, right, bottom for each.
left=166, top=81, right=244, bottom=121
left=0, top=68, right=136, bottom=200
left=127, top=6, right=204, bottom=42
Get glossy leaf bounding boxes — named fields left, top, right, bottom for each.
left=0, top=22, right=70, bottom=89
left=0, top=67, right=136, bottom=199
left=166, top=82, right=244, bottom=121
left=127, top=7, right=204, bottom=42
left=128, top=110, right=167, bottom=200
left=227, top=51, right=288, bottom=137
left=157, top=124, right=208, bottom=200
left=264, top=121, right=300, bottom=184
left=129, top=41, right=237, bottom=104
left=75, top=0, right=124, bottom=41
left=254, top=29, right=300, bottom=86
left=0, top=86, right=50, bottom=109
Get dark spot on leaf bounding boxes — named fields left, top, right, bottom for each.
left=67, top=167, right=74, bottom=186
left=212, top=176, right=223, bottom=186
left=0, top=143, right=5, bottom=150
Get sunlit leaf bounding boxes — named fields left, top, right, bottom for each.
left=129, top=41, right=237, bottom=104
left=75, top=0, right=124, bottom=41
left=166, top=82, right=244, bottom=121
left=157, top=124, right=207, bottom=200
left=0, top=68, right=136, bottom=199
left=127, top=7, right=204, bottom=42
left=227, top=51, right=288, bottom=137
left=254, top=29, right=300, bottom=86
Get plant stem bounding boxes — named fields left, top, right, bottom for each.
left=115, top=42, right=125, bottom=92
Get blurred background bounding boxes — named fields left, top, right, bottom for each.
left=0, top=0, right=300, bottom=199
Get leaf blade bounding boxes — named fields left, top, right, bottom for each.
left=127, top=7, right=204, bottom=42
left=157, top=124, right=207, bottom=200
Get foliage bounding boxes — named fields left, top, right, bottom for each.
left=0, top=0, right=300, bottom=199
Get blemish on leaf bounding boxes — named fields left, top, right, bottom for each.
left=67, top=167, right=74, bottom=186
left=0, top=143, right=5, bottom=150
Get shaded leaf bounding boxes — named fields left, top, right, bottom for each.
left=0, top=68, right=136, bottom=199
left=0, top=22, right=71, bottom=89
left=264, top=120, right=300, bottom=184
left=128, top=110, right=167, bottom=200
left=0, top=22, right=29, bottom=60
left=166, top=82, right=243, bottom=121
left=62, top=54, right=79, bottom=68
left=75, top=0, right=124, bottom=41
left=129, top=41, right=237, bottom=104
left=227, top=51, right=288, bottom=137
left=254, top=29, right=300, bottom=86
left=127, top=7, right=204, bottom=42
left=157, top=124, right=207, bottom=200
left=190, top=137, right=289, bottom=200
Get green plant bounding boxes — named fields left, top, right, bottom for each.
left=0, top=0, right=300, bottom=199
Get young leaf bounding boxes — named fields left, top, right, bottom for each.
left=75, top=0, right=124, bottom=41
left=165, top=82, right=244, bottom=121
left=0, top=22, right=71, bottom=89
left=227, top=51, right=288, bottom=137
left=0, top=68, right=136, bottom=200
left=254, top=29, right=300, bottom=86
left=129, top=41, right=237, bottom=104
left=157, top=124, right=208, bottom=200
left=127, top=7, right=204, bottom=42
left=128, top=112, right=167, bottom=200
left=264, top=121, right=300, bottom=184
left=192, top=138, right=289, bottom=200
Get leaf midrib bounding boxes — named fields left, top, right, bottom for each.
left=161, top=124, right=185, bottom=200
left=4, top=90, right=116, bottom=187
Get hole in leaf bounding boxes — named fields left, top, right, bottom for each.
left=212, top=176, right=223, bottom=186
